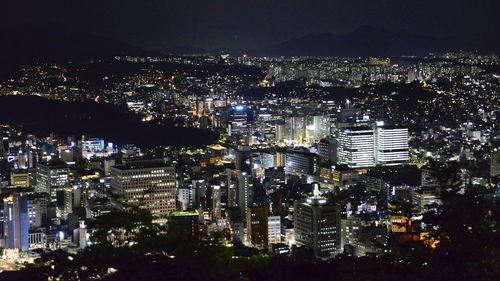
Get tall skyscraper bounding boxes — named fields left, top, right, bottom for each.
left=227, top=169, right=252, bottom=219
left=337, top=127, right=374, bottom=168
left=3, top=193, right=29, bottom=251
left=35, top=161, right=69, bottom=201
left=294, top=185, right=341, bottom=259
left=228, top=105, right=248, bottom=136
left=111, top=160, right=176, bottom=224
left=374, top=127, right=409, bottom=166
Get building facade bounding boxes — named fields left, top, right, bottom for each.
left=337, top=128, right=374, bottom=168
left=374, top=127, right=409, bottom=166
left=294, top=194, right=341, bottom=259
left=111, top=160, right=176, bottom=224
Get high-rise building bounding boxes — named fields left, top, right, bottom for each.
left=312, top=115, right=331, bottom=140
left=337, top=127, right=374, bottom=168
left=285, top=151, right=318, bottom=175
left=191, top=179, right=207, bottom=209
left=211, top=185, right=223, bottom=220
left=227, top=169, right=252, bottom=219
left=260, top=152, right=276, bottom=169
left=246, top=205, right=269, bottom=249
left=177, top=187, right=191, bottom=211
left=268, top=215, right=281, bottom=244
left=35, top=161, right=69, bottom=201
left=340, top=216, right=360, bottom=252
left=294, top=186, right=341, bottom=259
left=374, top=127, right=409, bottom=166
left=228, top=105, right=248, bottom=136
left=3, top=193, right=29, bottom=251
left=317, top=137, right=337, bottom=162
left=111, top=160, right=176, bottom=224
left=27, top=193, right=49, bottom=229
left=56, top=188, right=73, bottom=219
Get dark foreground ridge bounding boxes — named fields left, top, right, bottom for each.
left=0, top=95, right=218, bottom=147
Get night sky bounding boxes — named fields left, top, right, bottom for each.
left=2, top=0, right=498, bottom=51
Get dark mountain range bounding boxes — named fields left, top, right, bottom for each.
left=0, top=23, right=158, bottom=66
left=1, top=24, right=497, bottom=64
left=164, top=45, right=210, bottom=56
left=248, top=26, right=499, bottom=57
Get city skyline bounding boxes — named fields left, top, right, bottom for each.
left=0, top=1, right=498, bottom=280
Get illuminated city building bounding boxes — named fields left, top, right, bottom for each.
left=285, top=151, right=318, bottom=175
left=35, top=161, right=69, bottom=201
left=294, top=185, right=341, bottom=259
left=10, top=172, right=30, bottom=188
left=177, top=187, right=191, bottom=211
left=228, top=105, right=248, bottom=136
left=246, top=205, right=269, bottom=250
left=374, top=127, right=409, bottom=166
left=111, top=160, right=176, bottom=224
left=3, top=193, right=29, bottom=252
left=340, top=216, right=360, bottom=253
left=227, top=169, right=253, bottom=219
left=317, top=137, right=337, bottom=162
left=27, top=194, right=46, bottom=230
left=332, top=165, right=359, bottom=190
left=413, top=190, right=441, bottom=214
left=268, top=215, right=281, bottom=245
left=211, top=185, right=223, bottom=220
left=337, top=127, right=374, bottom=168
left=80, top=138, right=104, bottom=158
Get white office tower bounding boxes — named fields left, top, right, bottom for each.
left=111, top=160, right=176, bottom=224
left=374, top=127, right=409, bottom=166
left=268, top=216, right=281, bottom=244
left=337, top=128, right=374, bottom=168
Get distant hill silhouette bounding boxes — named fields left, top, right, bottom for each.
left=0, top=23, right=158, bottom=66
left=249, top=26, right=499, bottom=57
left=0, top=95, right=218, bottom=147
left=164, top=45, right=210, bottom=55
